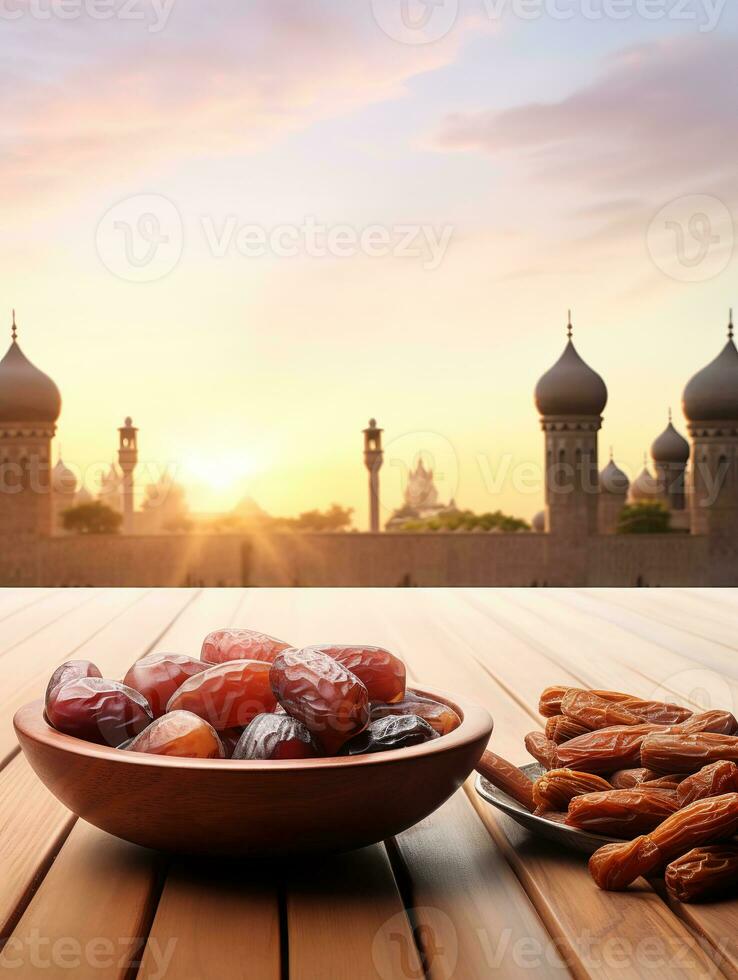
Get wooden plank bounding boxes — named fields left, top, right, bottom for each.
left=0, top=590, right=197, bottom=954
left=287, top=846, right=421, bottom=980
left=392, top=790, right=568, bottom=979
left=663, top=893, right=738, bottom=979
left=138, top=862, right=280, bottom=980
left=0, top=755, right=75, bottom=944
left=468, top=793, right=724, bottom=980
left=0, top=822, right=165, bottom=979
left=0, top=589, right=56, bottom=624
left=0, top=589, right=93, bottom=658
left=135, top=589, right=284, bottom=978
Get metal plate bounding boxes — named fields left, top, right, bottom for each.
left=474, top=762, right=621, bottom=855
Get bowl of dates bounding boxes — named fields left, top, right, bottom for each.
left=14, top=632, right=493, bottom=856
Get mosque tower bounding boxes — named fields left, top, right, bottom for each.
left=683, top=312, right=738, bottom=539
left=598, top=450, right=629, bottom=534
left=651, top=410, right=690, bottom=514
left=534, top=314, right=607, bottom=537
left=0, top=313, right=61, bottom=537
left=363, top=418, right=383, bottom=533
left=117, top=417, right=138, bottom=535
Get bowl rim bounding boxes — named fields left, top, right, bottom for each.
left=14, top=688, right=493, bottom=773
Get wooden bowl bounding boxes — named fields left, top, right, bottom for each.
left=14, top=689, right=492, bottom=856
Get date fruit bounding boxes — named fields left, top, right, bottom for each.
left=46, top=677, right=152, bottom=746
left=557, top=724, right=658, bottom=774
left=665, top=845, right=738, bottom=903
left=233, top=713, right=319, bottom=760
left=561, top=690, right=642, bottom=730
left=270, top=648, right=369, bottom=754
left=566, top=788, right=680, bottom=837
left=618, top=699, right=692, bottom=726
left=45, top=660, right=101, bottom=706
left=476, top=750, right=535, bottom=811
left=680, top=710, right=738, bottom=736
left=589, top=793, right=738, bottom=890
left=168, top=659, right=276, bottom=730
left=532, top=769, right=612, bottom=813
left=371, top=692, right=460, bottom=735
left=545, top=715, right=589, bottom=744
left=341, top=714, right=437, bottom=755
left=641, top=732, right=738, bottom=775
left=219, top=727, right=245, bottom=758
left=677, top=761, right=738, bottom=807
left=201, top=628, right=292, bottom=665
left=126, top=710, right=224, bottom=758
left=123, top=653, right=208, bottom=718
left=302, top=645, right=405, bottom=704
left=525, top=732, right=559, bottom=769
left=609, top=768, right=658, bottom=789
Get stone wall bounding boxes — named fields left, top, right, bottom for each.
left=0, top=528, right=725, bottom=587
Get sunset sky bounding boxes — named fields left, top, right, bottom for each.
left=4, top=0, right=738, bottom=525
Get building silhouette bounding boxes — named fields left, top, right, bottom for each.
left=1, top=310, right=738, bottom=587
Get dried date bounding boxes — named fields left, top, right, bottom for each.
left=589, top=792, right=738, bottom=890
left=233, top=713, right=319, bottom=760
left=45, top=660, right=101, bottom=707
left=532, top=769, right=612, bottom=813
left=270, top=648, right=369, bottom=754
left=677, top=761, right=738, bottom=807
left=341, top=714, right=437, bottom=755
left=123, top=653, right=208, bottom=718
left=561, top=690, right=643, bottom=730
left=544, top=715, right=589, bottom=744
left=641, top=733, right=738, bottom=775
left=525, top=732, right=559, bottom=769
left=557, top=724, right=658, bottom=774
left=46, top=677, right=152, bottom=746
left=168, top=659, right=276, bottom=730
left=201, top=628, right=292, bottom=665
left=371, top=693, right=460, bottom=735
left=304, top=645, right=405, bottom=704
left=566, top=788, right=680, bottom=838
left=126, top=710, right=224, bottom=758
left=475, top=750, right=535, bottom=811
left=665, top=845, right=738, bottom=903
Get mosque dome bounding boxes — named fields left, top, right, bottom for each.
left=600, top=458, right=630, bottom=495
left=683, top=319, right=738, bottom=423
left=651, top=417, right=690, bottom=465
left=629, top=466, right=660, bottom=503
left=0, top=317, right=61, bottom=423
left=535, top=320, right=607, bottom=418
left=531, top=510, right=546, bottom=532
left=52, top=458, right=77, bottom=494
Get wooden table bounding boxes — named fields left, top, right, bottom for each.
left=0, top=588, right=737, bottom=979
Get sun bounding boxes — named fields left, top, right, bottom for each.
left=180, top=452, right=261, bottom=493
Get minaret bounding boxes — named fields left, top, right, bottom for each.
left=598, top=448, right=629, bottom=534
left=117, top=417, right=138, bottom=535
left=363, top=418, right=383, bottom=533
left=683, top=312, right=738, bottom=538
left=534, top=313, right=607, bottom=537
left=651, top=409, right=690, bottom=512
left=0, top=312, right=61, bottom=538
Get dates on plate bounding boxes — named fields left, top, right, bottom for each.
left=476, top=750, right=535, bottom=811
left=46, top=677, right=152, bottom=746
left=641, top=732, right=738, bottom=775
left=524, top=732, right=559, bottom=770
left=123, top=653, right=208, bottom=718
left=560, top=690, right=642, bottom=730
left=232, top=712, right=319, bottom=760
left=544, top=715, right=589, bottom=744
left=371, top=692, right=460, bottom=735
left=167, top=659, right=276, bottom=730
left=532, top=769, right=612, bottom=813
left=201, top=628, right=292, bottom=665
left=589, top=793, right=738, bottom=891
left=557, top=724, right=658, bottom=774
left=126, top=710, right=224, bottom=758
left=341, top=714, right=438, bottom=756
left=270, top=648, right=369, bottom=754
left=566, top=788, right=680, bottom=838
left=302, top=645, right=405, bottom=704
left=677, top=761, right=738, bottom=807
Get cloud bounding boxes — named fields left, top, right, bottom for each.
left=0, top=0, right=472, bottom=208
left=437, top=36, right=738, bottom=196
